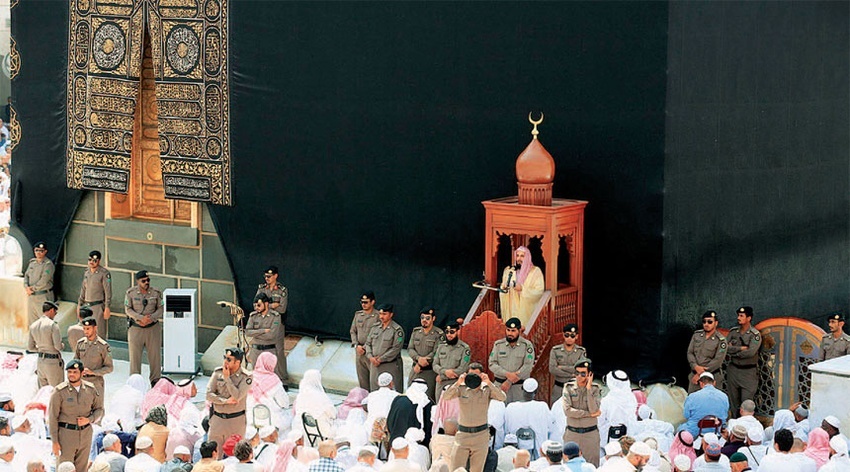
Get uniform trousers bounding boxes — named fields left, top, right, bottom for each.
left=370, top=359, right=404, bottom=392
left=58, top=425, right=93, bottom=472
left=356, top=351, right=371, bottom=391
left=563, top=428, right=600, bottom=467
left=128, top=322, right=162, bottom=384
left=88, top=304, right=107, bottom=338
left=209, top=413, right=246, bottom=459
left=37, top=357, right=64, bottom=388
left=451, top=429, right=490, bottom=472
left=727, top=365, right=757, bottom=415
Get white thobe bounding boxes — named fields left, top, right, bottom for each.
left=504, top=400, right=550, bottom=457
left=365, top=388, right=400, bottom=431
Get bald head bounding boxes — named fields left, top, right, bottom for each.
left=513, top=450, right=530, bottom=468
left=318, top=440, right=337, bottom=459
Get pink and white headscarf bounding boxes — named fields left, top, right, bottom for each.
left=515, top=246, right=535, bottom=286
left=251, top=351, right=283, bottom=402
left=141, top=378, right=177, bottom=419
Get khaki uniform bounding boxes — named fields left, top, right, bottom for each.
left=726, top=326, right=761, bottom=414
left=206, top=367, right=251, bottom=459
left=256, top=282, right=288, bottom=317
left=433, top=340, right=471, bottom=402
left=244, top=309, right=287, bottom=381
left=74, top=335, right=114, bottom=394
left=408, top=326, right=445, bottom=400
left=49, top=380, right=104, bottom=472
left=488, top=337, right=535, bottom=403
left=365, top=321, right=405, bottom=392
left=686, top=330, right=727, bottom=393
left=548, top=344, right=587, bottom=405
left=820, top=331, right=850, bottom=361
left=443, top=381, right=507, bottom=472
left=350, top=309, right=380, bottom=390
left=23, top=257, right=54, bottom=326
left=125, top=285, right=164, bottom=384
left=562, top=380, right=601, bottom=466
left=78, top=266, right=112, bottom=339
left=27, top=315, right=64, bottom=387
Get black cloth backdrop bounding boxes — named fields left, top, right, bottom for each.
left=13, top=2, right=668, bottom=377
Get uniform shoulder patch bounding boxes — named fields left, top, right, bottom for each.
left=720, top=341, right=727, bottom=350
left=526, top=347, right=533, bottom=354
left=246, top=377, right=252, bottom=385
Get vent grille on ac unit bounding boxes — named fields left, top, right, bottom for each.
left=166, top=295, right=192, bottom=313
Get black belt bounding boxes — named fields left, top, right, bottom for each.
left=458, top=424, right=488, bottom=434
left=731, top=364, right=757, bottom=369
left=253, top=344, right=276, bottom=350
left=212, top=410, right=245, bottom=419
left=38, top=353, right=60, bottom=359
left=567, top=425, right=598, bottom=434
left=494, top=377, right=507, bottom=383
left=692, top=370, right=720, bottom=375
left=129, top=320, right=159, bottom=329
left=32, top=289, right=51, bottom=296
left=83, top=300, right=104, bottom=307
left=554, top=380, right=566, bottom=388
left=58, top=422, right=89, bottom=431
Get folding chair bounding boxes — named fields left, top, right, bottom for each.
left=516, top=427, right=537, bottom=460
left=302, top=412, right=325, bottom=447
left=253, top=404, right=272, bottom=429
left=697, top=415, right=722, bottom=437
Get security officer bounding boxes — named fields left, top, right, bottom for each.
left=206, top=347, right=251, bottom=459
left=562, top=359, right=601, bottom=467
left=433, top=321, right=471, bottom=402
left=443, top=363, right=506, bottom=472
left=350, top=291, right=380, bottom=390
left=408, top=307, right=445, bottom=400
left=256, top=266, right=288, bottom=317
left=488, top=317, right=535, bottom=404
left=27, top=301, right=64, bottom=387
left=77, top=250, right=112, bottom=340
left=49, top=359, right=104, bottom=472
left=686, top=310, right=727, bottom=393
left=23, top=241, right=54, bottom=326
left=726, top=306, right=761, bottom=416
left=244, top=293, right=287, bottom=381
left=820, top=313, right=850, bottom=361
left=74, top=316, right=114, bottom=394
left=548, top=323, right=588, bottom=405
left=364, top=303, right=405, bottom=392
left=125, top=270, right=164, bottom=385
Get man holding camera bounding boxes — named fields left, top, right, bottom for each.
left=124, top=270, right=163, bottom=385
left=443, top=362, right=506, bottom=472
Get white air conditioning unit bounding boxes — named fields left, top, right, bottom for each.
left=163, top=288, right=197, bottom=374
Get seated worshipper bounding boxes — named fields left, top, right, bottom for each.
left=337, top=407, right=370, bottom=449
left=548, top=395, right=567, bottom=442
left=820, top=415, right=850, bottom=450
left=726, top=400, right=763, bottom=441
left=141, top=378, right=177, bottom=420
left=7, top=355, right=37, bottom=409
left=803, top=427, right=830, bottom=469
left=672, top=455, right=691, bottom=472
left=539, top=441, right=564, bottom=471
left=528, top=440, right=556, bottom=471
left=88, top=414, right=131, bottom=464
left=669, top=431, right=697, bottom=469
left=692, top=441, right=729, bottom=471
left=786, top=437, right=816, bottom=472
left=598, top=371, right=638, bottom=448
left=247, top=352, right=292, bottom=434
left=269, top=439, right=297, bottom=472
left=138, top=404, right=170, bottom=462
left=21, top=385, right=53, bottom=440
left=737, top=428, right=765, bottom=470
left=307, top=439, right=345, bottom=472
left=9, top=416, right=51, bottom=470
left=499, top=246, right=545, bottom=328
left=504, top=379, right=550, bottom=460
left=790, top=402, right=811, bottom=441
left=397, top=428, right=431, bottom=471
left=642, top=437, right=672, bottom=472
left=292, top=369, right=337, bottom=445
left=162, top=445, right=194, bottom=472
left=406, top=378, right=435, bottom=444
left=349, top=445, right=380, bottom=472
left=94, top=433, right=129, bottom=471
left=431, top=418, right=458, bottom=464
left=632, top=405, right=674, bottom=453
left=599, top=441, right=624, bottom=468
left=166, top=406, right=204, bottom=461
left=126, top=435, right=163, bottom=471
left=764, top=410, right=798, bottom=452
left=727, top=453, right=749, bottom=472
left=195, top=440, right=226, bottom=472
left=295, top=444, right=321, bottom=472
left=496, top=434, right=520, bottom=472
left=221, top=434, right=243, bottom=466
left=383, top=437, right=423, bottom=472
left=225, top=439, right=261, bottom=472
left=510, top=449, right=531, bottom=472
left=679, top=372, right=728, bottom=438
left=334, top=437, right=358, bottom=469
left=720, top=424, right=748, bottom=457
left=431, top=385, right=460, bottom=438
left=388, top=395, right=421, bottom=443
left=563, top=441, right=595, bottom=472
left=366, top=372, right=401, bottom=432
left=489, top=389, right=508, bottom=450
left=110, top=373, right=150, bottom=432
left=252, top=426, right=279, bottom=468
left=756, top=429, right=798, bottom=472
left=338, top=387, right=369, bottom=421
left=596, top=440, right=652, bottom=472
left=821, top=435, right=850, bottom=472
left=165, top=379, right=199, bottom=425
left=0, top=393, right=13, bottom=419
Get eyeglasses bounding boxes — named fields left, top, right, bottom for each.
left=445, top=329, right=458, bottom=334
left=420, top=315, right=432, bottom=320
left=360, top=301, right=370, bottom=304
left=87, top=257, right=98, bottom=261
left=564, top=333, right=577, bottom=338
left=703, top=320, right=715, bottom=325
left=223, top=356, right=235, bottom=362
left=139, top=278, right=150, bottom=283
left=263, top=274, right=273, bottom=279
left=34, top=249, right=46, bottom=253
left=576, top=372, right=588, bottom=377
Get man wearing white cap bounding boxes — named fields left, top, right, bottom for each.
left=0, top=438, right=14, bottom=471
left=0, top=394, right=12, bottom=420
left=596, top=441, right=651, bottom=471
left=125, top=435, right=162, bottom=471
left=599, top=441, right=623, bottom=468
left=821, top=416, right=850, bottom=454
left=632, top=405, right=674, bottom=452
left=252, top=425, right=278, bottom=468
left=679, top=371, right=729, bottom=437
left=504, top=378, right=549, bottom=460
left=528, top=440, right=556, bottom=471
left=738, top=427, right=766, bottom=470
left=10, top=416, right=50, bottom=471
left=161, top=445, right=194, bottom=472
left=671, top=455, right=691, bottom=472
left=94, top=433, right=129, bottom=471
left=382, top=438, right=422, bottom=472
left=821, top=435, right=850, bottom=472
left=364, top=372, right=400, bottom=432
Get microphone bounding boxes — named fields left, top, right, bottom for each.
left=506, top=267, right=515, bottom=288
